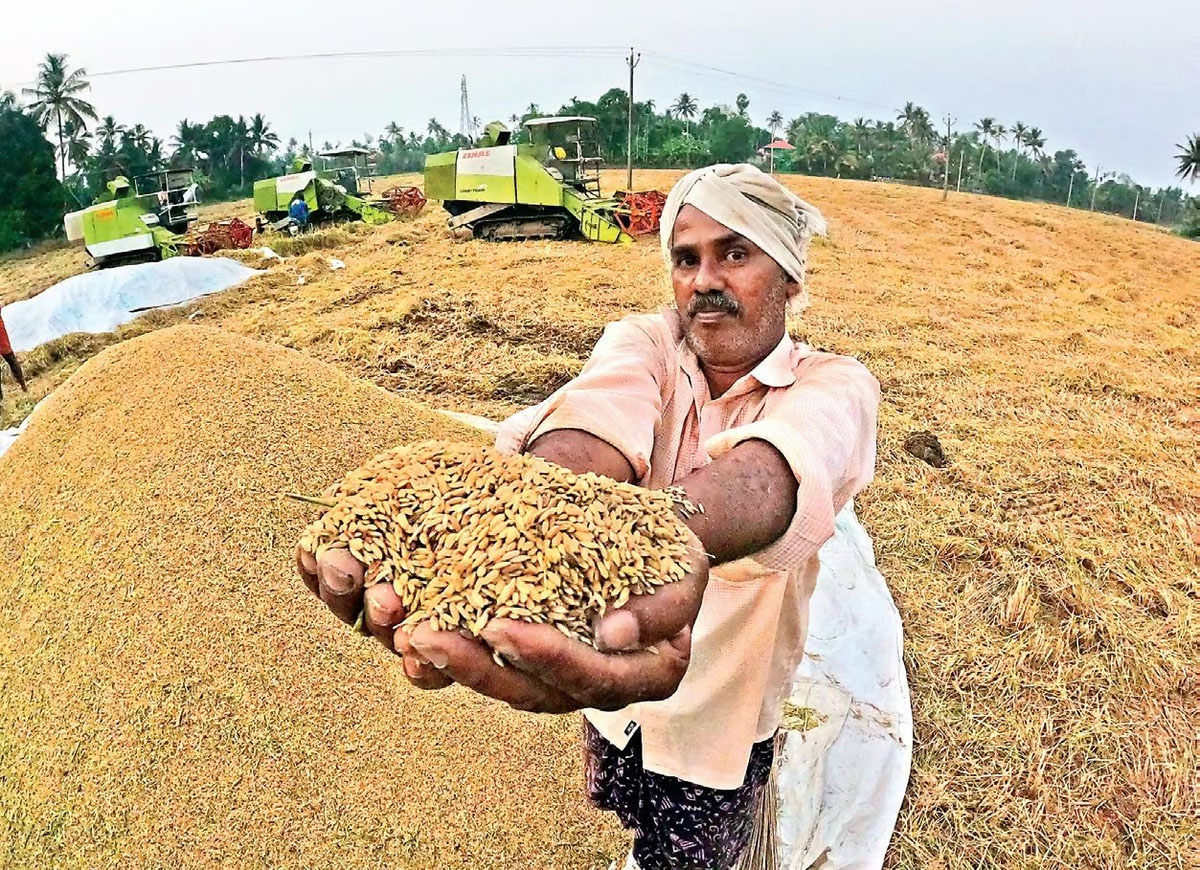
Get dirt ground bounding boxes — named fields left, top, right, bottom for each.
left=0, top=169, right=1197, bottom=867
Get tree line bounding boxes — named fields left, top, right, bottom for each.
left=1, top=53, right=1197, bottom=254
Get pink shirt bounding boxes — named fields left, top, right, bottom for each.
left=496, top=308, right=879, bottom=789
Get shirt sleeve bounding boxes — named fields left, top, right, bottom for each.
left=494, top=315, right=668, bottom=480
left=703, top=354, right=880, bottom=570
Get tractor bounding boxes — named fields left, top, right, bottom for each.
left=424, top=117, right=643, bottom=243
left=63, top=170, right=200, bottom=268
left=253, top=148, right=425, bottom=231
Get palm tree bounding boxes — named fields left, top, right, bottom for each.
left=767, top=110, right=783, bottom=139
left=248, top=113, right=279, bottom=156
left=126, top=123, right=153, bottom=152
left=735, top=93, right=750, bottom=117
left=525, top=103, right=541, bottom=119
left=1024, top=127, right=1045, bottom=161
left=852, top=117, right=872, bottom=154
left=384, top=121, right=404, bottom=142
left=992, top=123, right=1008, bottom=169
left=897, top=102, right=933, bottom=144
left=1010, top=121, right=1028, bottom=179
left=427, top=118, right=448, bottom=141
left=96, top=116, right=125, bottom=152
left=63, top=120, right=92, bottom=175
left=171, top=119, right=206, bottom=167
left=974, top=117, right=995, bottom=174
left=22, top=53, right=98, bottom=180
left=1176, top=134, right=1200, bottom=183
left=672, top=93, right=698, bottom=133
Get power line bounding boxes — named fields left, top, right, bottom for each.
left=7, top=46, right=629, bottom=87
left=639, top=51, right=897, bottom=114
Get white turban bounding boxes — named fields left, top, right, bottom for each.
left=660, top=163, right=827, bottom=311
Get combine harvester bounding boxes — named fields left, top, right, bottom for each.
left=253, top=148, right=425, bottom=232
left=424, top=118, right=665, bottom=242
left=63, top=169, right=254, bottom=269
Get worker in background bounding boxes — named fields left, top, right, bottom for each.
left=298, top=164, right=880, bottom=870
left=288, top=193, right=310, bottom=231
left=0, top=306, right=28, bottom=399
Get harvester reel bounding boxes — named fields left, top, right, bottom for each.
left=614, top=190, right=668, bottom=236
left=181, top=219, right=256, bottom=257
left=381, top=186, right=428, bottom=218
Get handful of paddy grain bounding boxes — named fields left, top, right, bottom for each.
left=296, top=441, right=698, bottom=645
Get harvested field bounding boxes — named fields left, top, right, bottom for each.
left=0, top=326, right=623, bottom=868
left=0, top=170, right=1197, bottom=867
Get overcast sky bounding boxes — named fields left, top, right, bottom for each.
left=2, top=1, right=1195, bottom=189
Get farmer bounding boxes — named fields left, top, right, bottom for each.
left=297, top=163, right=880, bottom=870
left=288, top=192, right=310, bottom=230
left=0, top=306, right=27, bottom=399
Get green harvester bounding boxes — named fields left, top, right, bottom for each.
left=424, top=117, right=632, bottom=242
left=253, top=148, right=397, bottom=228
left=63, top=170, right=199, bottom=268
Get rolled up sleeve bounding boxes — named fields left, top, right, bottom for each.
left=704, top=355, right=880, bottom=570
left=494, top=315, right=667, bottom=480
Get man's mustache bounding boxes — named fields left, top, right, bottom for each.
left=688, top=291, right=740, bottom=316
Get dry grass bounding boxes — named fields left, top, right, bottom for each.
left=0, top=326, right=623, bottom=868
left=1, top=169, right=1197, bottom=867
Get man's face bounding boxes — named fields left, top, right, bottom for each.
left=669, top=204, right=791, bottom=372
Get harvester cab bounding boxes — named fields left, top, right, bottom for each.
left=316, top=147, right=375, bottom=196
left=424, top=116, right=634, bottom=243
left=64, top=169, right=200, bottom=268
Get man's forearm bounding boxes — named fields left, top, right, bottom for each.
left=527, top=429, right=636, bottom=483
left=527, top=430, right=795, bottom=567
left=674, top=439, right=796, bottom=566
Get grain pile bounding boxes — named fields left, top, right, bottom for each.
left=0, top=326, right=623, bottom=869
left=298, top=442, right=693, bottom=643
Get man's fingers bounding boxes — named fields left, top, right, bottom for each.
left=362, top=583, right=406, bottom=652
left=409, top=624, right=580, bottom=713
left=295, top=546, right=319, bottom=596
left=482, top=619, right=693, bottom=711
left=316, top=547, right=365, bottom=625
left=593, top=536, right=709, bottom=652
left=393, top=628, right=455, bottom=689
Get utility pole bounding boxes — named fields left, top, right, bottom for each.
left=956, top=149, right=965, bottom=192
left=1156, top=195, right=1165, bottom=224
left=942, top=114, right=955, bottom=201
left=1066, top=172, right=1074, bottom=207
left=626, top=47, right=640, bottom=190
left=1090, top=165, right=1101, bottom=211
left=1132, top=188, right=1140, bottom=221
left=308, top=130, right=313, bottom=156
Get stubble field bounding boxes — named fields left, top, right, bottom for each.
left=0, top=170, right=1196, bottom=868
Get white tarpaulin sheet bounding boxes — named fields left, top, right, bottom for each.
left=776, top=504, right=912, bottom=869
left=2, top=257, right=259, bottom=353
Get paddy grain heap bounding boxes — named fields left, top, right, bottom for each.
left=299, top=442, right=694, bottom=644
left=0, top=325, right=623, bottom=869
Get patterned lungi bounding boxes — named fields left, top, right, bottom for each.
left=583, top=721, right=775, bottom=870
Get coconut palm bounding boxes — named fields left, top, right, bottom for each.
left=974, top=117, right=996, bottom=174
left=1010, top=121, right=1028, bottom=179
left=672, top=93, right=698, bottom=133
left=427, top=118, right=449, bottom=142
left=1024, top=127, right=1045, bottom=160
left=96, top=116, right=125, bottom=152
left=171, top=119, right=206, bottom=167
left=852, top=117, right=872, bottom=154
left=897, top=102, right=934, bottom=144
left=735, top=93, right=750, bottom=117
left=767, top=110, right=783, bottom=138
left=248, top=113, right=279, bottom=156
left=126, top=123, right=153, bottom=153
left=63, top=120, right=92, bottom=175
left=383, top=121, right=404, bottom=142
left=22, top=52, right=97, bottom=180
left=1173, top=134, right=1199, bottom=183
left=992, top=123, right=1008, bottom=169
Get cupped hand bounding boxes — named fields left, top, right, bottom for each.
left=407, top=528, right=710, bottom=713
left=295, top=545, right=453, bottom=690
